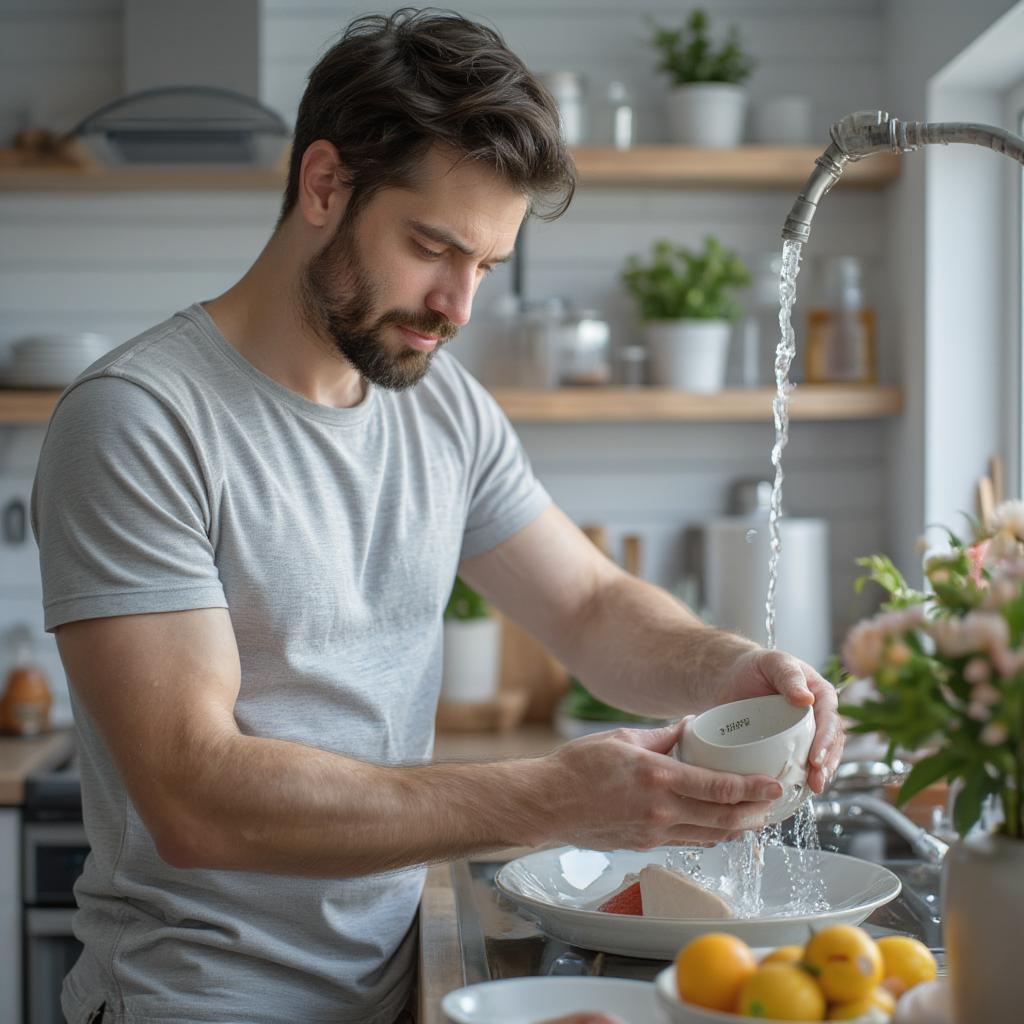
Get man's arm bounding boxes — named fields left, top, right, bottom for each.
left=58, top=607, right=781, bottom=877
left=458, top=505, right=843, bottom=793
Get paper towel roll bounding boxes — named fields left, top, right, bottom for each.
left=702, top=517, right=831, bottom=670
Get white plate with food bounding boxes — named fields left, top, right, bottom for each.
left=441, top=976, right=659, bottom=1023
left=495, top=846, right=900, bottom=959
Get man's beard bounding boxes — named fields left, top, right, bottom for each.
left=299, top=212, right=458, bottom=391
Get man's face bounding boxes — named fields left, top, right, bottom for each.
left=299, top=147, right=528, bottom=390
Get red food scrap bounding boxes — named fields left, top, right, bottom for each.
left=597, top=881, right=643, bottom=915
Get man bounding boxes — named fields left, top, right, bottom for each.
left=32, top=10, right=843, bottom=1024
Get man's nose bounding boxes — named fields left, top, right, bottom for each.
left=425, top=269, right=476, bottom=327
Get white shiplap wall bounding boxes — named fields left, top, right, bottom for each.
left=1, top=0, right=893, bottom=687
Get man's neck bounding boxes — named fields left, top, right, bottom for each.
left=203, top=237, right=367, bottom=409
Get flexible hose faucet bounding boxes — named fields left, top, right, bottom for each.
left=783, top=109, right=1024, bottom=243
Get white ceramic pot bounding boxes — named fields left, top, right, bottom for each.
left=942, top=831, right=1024, bottom=1020
left=645, top=319, right=731, bottom=392
left=441, top=618, right=501, bottom=703
left=667, top=83, right=747, bottom=147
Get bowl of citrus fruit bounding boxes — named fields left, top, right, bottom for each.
left=654, top=925, right=937, bottom=1023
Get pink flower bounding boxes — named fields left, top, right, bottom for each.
left=964, top=657, right=991, bottom=684
left=967, top=540, right=991, bottom=584
left=981, top=721, right=1010, bottom=746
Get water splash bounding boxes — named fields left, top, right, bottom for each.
left=764, top=240, right=803, bottom=649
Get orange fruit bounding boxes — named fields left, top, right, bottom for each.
left=736, top=963, right=826, bottom=1021
left=802, top=925, right=883, bottom=1003
left=760, top=944, right=805, bottom=966
left=674, top=932, right=757, bottom=1012
left=875, top=935, right=938, bottom=992
left=827, top=986, right=897, bottom=1019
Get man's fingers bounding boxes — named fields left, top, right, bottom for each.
left=615, top=717, right=688, bottom=755
left=671, top=761, right=782, bottom=804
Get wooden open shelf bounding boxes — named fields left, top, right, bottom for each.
left=0, top=145, right=899, bottom=192
left=571, top=145, right=899, bottom=188
left=0, top=384, right=902, bottom=425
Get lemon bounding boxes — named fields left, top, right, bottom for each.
left=828, top=986, right=897, bottom=1020
left=760, top=944, right=804, bottom=966
left=736, top=962, right=826, bottom=1021
left=803, top=925, right=883, bottom=1003
left=674, top=932, right=757, bottom=1012
left=875, top=935, right=938, bottom=993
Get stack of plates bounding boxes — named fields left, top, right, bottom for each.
left=0, top=333, right=113, bottom=387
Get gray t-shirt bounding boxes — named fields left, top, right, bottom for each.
left=31, top=303, right=550, bottom=1024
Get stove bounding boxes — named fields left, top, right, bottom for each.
left=22, top=751, right=87, bottom=1024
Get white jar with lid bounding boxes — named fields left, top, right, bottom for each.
left=537, top=71, right=586, bottom=145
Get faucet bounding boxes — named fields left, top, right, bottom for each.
left=815, top=792, right=950, bottom=865
left=783, top=109, right=1024, bottom=243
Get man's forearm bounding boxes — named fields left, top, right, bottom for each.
left=559, top=570, right=758, bottom=717
left=163, top=731, right=552, bottom=877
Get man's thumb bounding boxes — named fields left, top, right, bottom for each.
left=631, top=716, right=690, bottom=755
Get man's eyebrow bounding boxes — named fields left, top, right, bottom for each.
left=407, top=220, right=515, bottom=264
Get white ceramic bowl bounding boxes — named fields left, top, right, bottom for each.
left=677, top=695, right=815, bottom=824
left=654, top=965, right=813, bottom=1024
left=441, top=975, right=659, bottom=1023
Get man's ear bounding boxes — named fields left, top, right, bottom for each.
left=296, top=139, right=352, bottom=228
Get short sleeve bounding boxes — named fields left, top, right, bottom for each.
left=31, top=375, right=228, bottom=631
left=458, top=377, right=551, bottom=560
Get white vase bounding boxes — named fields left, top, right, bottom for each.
left=645, top=320, right=731, bottom=392
left=942, top=831, right=1024, bottom=1020
left=441, top=618, right=502, bottom=704
left=666, top=83, right=747, bottom=147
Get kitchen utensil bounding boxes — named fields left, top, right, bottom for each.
left=675, top=695, right=814, bottom=824
left=495, top=845, right=901, bottom=959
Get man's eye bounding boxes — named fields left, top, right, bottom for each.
left=414, top=241, right=442, bottom=258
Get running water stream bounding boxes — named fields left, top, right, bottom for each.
left=675, top=239, right=828, bottom=918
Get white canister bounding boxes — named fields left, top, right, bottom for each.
left=750, top=95, right=813, bottom=145
left=701, top=516, right=831, bottom=671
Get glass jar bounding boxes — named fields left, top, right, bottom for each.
left=558, top=309, right=611, bottom=386
left=804, top=256, right=877, bottom=383
left=537, top=71, right=586, bottom=145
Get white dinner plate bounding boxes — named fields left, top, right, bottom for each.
left=441, top=976, right=659, bottom=1024
left=496, top=845, right=901, bottom=959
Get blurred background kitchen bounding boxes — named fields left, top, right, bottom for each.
left=2, top=1, right=1023, bottom=1019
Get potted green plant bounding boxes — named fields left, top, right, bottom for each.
left=441, top=577, right=501, bottom=704
left=621, top=236, right=750, bottom=392
left=835, top=504, right=1024, bottom=1020
left=650, top=8, right=756, bottom=147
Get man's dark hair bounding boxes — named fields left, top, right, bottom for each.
left=278, top=7, right=576, bottom=227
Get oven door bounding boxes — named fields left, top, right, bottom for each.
left=24, top=907, right=82, bottom=1024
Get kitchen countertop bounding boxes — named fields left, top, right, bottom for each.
left=433, top=723, right=562, bottom=762
left=0, top=728, right=75, bottom=804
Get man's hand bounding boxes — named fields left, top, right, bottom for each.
left=539, top=721, right=783, bottom=850
left=717, top=648, right=844, bottom=795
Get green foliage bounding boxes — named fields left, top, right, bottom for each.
left=444, top=576, right=489, bottom=621
left=621, top=236, right=750, bottom=322
left=853, top=555, right=926, bottom=610
left=561, top=677, right=663, bottom=724
left=650, top=9, right=756, bottom=86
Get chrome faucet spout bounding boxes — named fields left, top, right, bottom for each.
left=782, top=109, right=1024, bottom=244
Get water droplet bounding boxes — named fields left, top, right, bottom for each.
left=745, top=528, right=758, bottom=543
